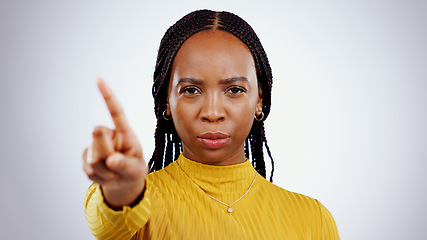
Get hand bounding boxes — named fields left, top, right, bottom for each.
left=83, top=78, right=148, bottom=209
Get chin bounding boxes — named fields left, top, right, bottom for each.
left=189, top=148, right=245, bottom=166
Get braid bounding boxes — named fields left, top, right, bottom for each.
left=150, top=10, right=275, bottom=182
left=244, top=138, right=250, bottom=160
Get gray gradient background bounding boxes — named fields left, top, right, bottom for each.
left=1, top=0, right=426, bottom=239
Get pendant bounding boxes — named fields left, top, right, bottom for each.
left=227, top=207, right=233, bottom=213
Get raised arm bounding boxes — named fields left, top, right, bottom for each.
left=83, top=78, right=148, bottom=209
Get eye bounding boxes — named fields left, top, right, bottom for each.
left=226, top=87, right=246, bottom=95
left=181, top=87, right=201, bottom=95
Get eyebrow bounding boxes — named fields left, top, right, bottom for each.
left=177, top=77, right=249, bottom=85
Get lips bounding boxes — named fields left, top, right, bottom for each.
left=198, top=132, right=230, bottom=149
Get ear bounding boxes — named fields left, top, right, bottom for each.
left=256, top=88, right=263, bottom=115
left=166, top=102, right=171, bottom=116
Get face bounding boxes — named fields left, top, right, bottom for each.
left=167, top=30, right=263, bottom=166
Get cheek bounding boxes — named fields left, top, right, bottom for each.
left=237, top=93, right=258, bottom=114
left=229, top=99, right=257, bottom=128
left=170, top=100, right=195, bottom=137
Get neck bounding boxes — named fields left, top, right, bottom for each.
left=176, top=153, right=257, bottom=196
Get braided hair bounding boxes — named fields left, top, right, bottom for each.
left=150, top=10, right=275, bottom=182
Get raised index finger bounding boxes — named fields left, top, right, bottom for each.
left=97, top=78, right=131, bottom=132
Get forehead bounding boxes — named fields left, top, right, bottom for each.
left=178, top=29, right=249, bottom=52
left=171, top=30, right=256, bottom=80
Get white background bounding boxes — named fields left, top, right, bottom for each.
left=0, top=0, right=426, bottom=239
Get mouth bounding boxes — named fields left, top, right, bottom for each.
left=198, top=132, right=230, bottom=149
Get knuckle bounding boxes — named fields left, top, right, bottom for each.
left=87, top=173, right=96, bottom=179
left=83, top=165, right=94, bottom=178
left=109, top=107, right=123, bottom=118
left=103, top=93, right=112, bottom=101
left=92, top=126, right=111, bottom=137
left=92, top=126, right=104, bottom=137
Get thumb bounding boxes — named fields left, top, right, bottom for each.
left=105, top=153, right=146, bottom=180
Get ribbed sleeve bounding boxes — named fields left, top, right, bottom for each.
left=84, top=183, right=151, bottom=240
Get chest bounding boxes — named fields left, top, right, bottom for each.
left=141, top=182, right=317, bottom=239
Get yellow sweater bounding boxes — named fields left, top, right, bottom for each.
left=84, top=154, right=339, bottom=239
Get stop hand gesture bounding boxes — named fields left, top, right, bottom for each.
left=83, top=79, right=148, bottom=209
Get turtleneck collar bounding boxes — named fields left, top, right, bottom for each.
left=176, top=153, right=257, bottom=195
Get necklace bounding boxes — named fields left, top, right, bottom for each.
left=205, top=173, right=257, bottom=213
left=176, top=159, right=257, bottom=213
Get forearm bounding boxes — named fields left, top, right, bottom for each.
left=84, top=183, right=150, bottom=240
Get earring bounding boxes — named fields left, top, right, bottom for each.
left=254, top=112, right=264, bottom=121
left=163, top=110, right=172, bottom=120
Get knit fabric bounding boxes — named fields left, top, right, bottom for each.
left=84, top=154, right=339, bottom=239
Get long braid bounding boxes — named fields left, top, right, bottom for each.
left=249, top=122, right=266, bottom=178
left=261, top=123, right=274, bottom=182
left=150, top=10, right=275, bottom=182
left=244, top=138, right=250, bottom=160
left=172, top=130, right=181, bottom=164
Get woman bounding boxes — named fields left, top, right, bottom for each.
left=83, top=9, right=339, bottom=239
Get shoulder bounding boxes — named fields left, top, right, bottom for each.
left=256, top=175, right=316, bottom=202
left=256, top=175, right=323, bottom=215
left=255, top=176, right=339, bottom=237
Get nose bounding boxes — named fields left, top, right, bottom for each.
left=200, top=92, right=226, bottom=122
